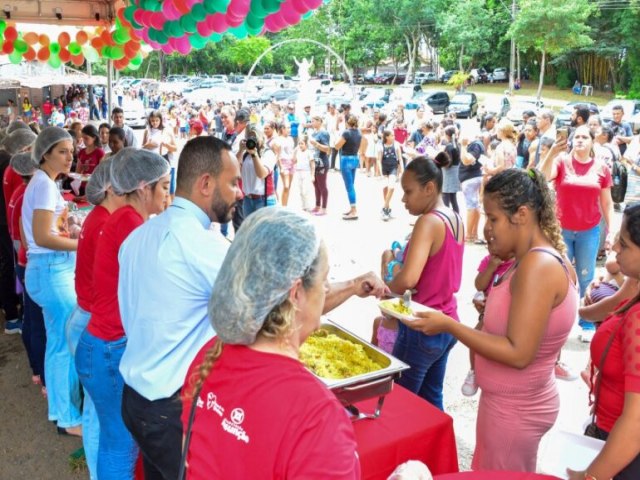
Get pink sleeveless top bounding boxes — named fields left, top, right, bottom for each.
left=403, top=210, right=464, bottom=321
left=476, top=248, right=579, bottom=394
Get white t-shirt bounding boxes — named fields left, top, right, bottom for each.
left=295, top=149, right=313, bottom=172
left=241, top=148, right=277, bottom=195
left=22, top=170, right=70, bottom=255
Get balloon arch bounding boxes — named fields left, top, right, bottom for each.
left=244, top=38, right=355, bottom=95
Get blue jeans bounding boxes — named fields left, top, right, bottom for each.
left=340, top=155, right=359, bottom=206
left=25, top=251, right=81, bottom=427
left=392, top=324, right=457, bottom=410
left=563, top=224, right=600, bottom=331
left=76, top=330, right=138, bottom=479
left=16, top=264, right=47, bottom=383
left=66, top=306, right=100, bottom=480
left=243, top=194, right=277, bottom=218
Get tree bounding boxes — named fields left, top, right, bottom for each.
left=226, top=37, right=272, bottom=73
left=509, top=0, right=595, bottom=99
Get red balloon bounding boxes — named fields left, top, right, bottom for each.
left=76, top=31, right=89, bottom=45
left=24, top=47, right=36, bottom=61
left=59, top=48, right=71, bottom=63
left=2, top=41, right=14, bottom=54
left=37, top=47, right=50, bottom=61
left=4, top=26, right=17, bottom=42
left=39, top=34, right=50, bottom=46
left=70, top=53, right=85, bottom=66
left=91, top=37, right=103, bottom=50
left=173, top=0, right=190, bottom=15
left=58, top=32, right=71, bottom=47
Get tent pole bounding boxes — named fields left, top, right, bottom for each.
left=107, top=59, right=113, bottom=118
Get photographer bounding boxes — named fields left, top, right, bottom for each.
left=238, top=124, right=277, bottom=217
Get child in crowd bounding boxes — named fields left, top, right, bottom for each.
left=107, top=127, right=128, bottom=158
left=292, top=137, right=315, bottom=212
left=461, top=231, right=515, bottom=396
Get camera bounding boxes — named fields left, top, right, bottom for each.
left=245, top=138, right=257, bottom=150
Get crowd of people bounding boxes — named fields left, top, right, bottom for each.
left=0, top=88, right=639, bottom=480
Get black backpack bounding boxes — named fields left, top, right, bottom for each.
left=610, top=157, right=628, bottom=203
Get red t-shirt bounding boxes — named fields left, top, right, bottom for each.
left=87, top=205, right=143, bottom=341
left=76, top=147, right=105, bottom=175
left=7, top=183, right=27, bottom=266
left=181, top=340, right=361, bottom=480
left=75, top=205, right=110, bottom=312
left=592, top=301, right=640, bottom=432
left=554, top=155, right=612, bottom=231
left=3, top=165, right=24, bottom=220
left=394, top=127, right=409, bottom=145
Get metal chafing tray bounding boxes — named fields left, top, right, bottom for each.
left=305, top=319, right=410, bottom=421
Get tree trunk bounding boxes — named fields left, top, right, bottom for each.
left=459, top=44, right=464, bottom=72
left=516, top=46, right=521, bottom=81
left=536, top=48, right=546, bottom=101
left=404, top=31, right=419, bottom=84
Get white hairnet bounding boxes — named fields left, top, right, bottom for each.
left=209, top=207, right=322, bottom=345
left=7, top=120, right=30, bottom=134
left=109, top=147, right=170, bottom=195
left=32, top=127, right=72, bottom=163
left=86, top=158, right=113, bottom=205
left=9, top=152, right=38, bottom=176
left=2, top=129, right=36, bottom=155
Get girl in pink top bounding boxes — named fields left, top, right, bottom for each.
left=410, top=168, right=579, bottom=472
left=382, top=154, right=464, bottom=410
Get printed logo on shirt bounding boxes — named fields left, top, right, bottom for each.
left=197, top=396, right=204, bottom=409
left=207, top=392, right=224, bottom=416
left=221, top=407, right=250, bottom=444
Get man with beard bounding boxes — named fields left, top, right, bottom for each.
left=117, top=137, right=242, bottom=480
left=568, top=104, right=590, bottom=147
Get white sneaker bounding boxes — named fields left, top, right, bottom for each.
left=461, top=370, right=478, bottom=397
left=579, top=330, right=595, bottom=343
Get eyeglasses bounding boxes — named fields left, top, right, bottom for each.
left=221, top=115, right=228, bottom=119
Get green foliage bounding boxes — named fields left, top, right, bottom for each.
left=448, top=72, right=471, bottom=91
left=555, top=69, right=576, bottom=89
left=227, top=37, right=272, bottom=72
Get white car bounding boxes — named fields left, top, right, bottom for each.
left=491, top=68, right=508, bottom=82
left=505, top=98, right=544, bottom=125
left=121, top=99, right=147, bottom=128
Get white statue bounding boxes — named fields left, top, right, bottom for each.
left=294, top=57, right=314, bottom=84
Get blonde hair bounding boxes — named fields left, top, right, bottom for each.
left=497, top=119, right=517, bottom=142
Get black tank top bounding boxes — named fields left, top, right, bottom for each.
left=382, top=144, right=398, bottom=167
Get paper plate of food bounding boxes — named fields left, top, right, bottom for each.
left=378, top=297, right=434, bottom=322
left=68, top=172, right=91, bottom=182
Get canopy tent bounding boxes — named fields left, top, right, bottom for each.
left=3, top=0, right=115, bottom=27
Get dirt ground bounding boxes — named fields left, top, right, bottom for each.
left=0, top=119, right=608, bottom=478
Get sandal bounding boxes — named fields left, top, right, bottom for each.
left=474, top=239, right=488, bottom=245
left=342, top=213, right=359, bottom=220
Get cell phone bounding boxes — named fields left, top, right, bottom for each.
left=557, top=128, right=568, bottom=141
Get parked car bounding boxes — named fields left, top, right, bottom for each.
left=469, top=68, right=488, bottom=84
left=374, top=72, right=407, bottom=85
left=390, top=84, right=422, bottom=106
left=490, top=67, right=508, bottom=82
left=414, top=72, right=438, bottom=84
left=446, top=93, right=479, bottom=118
left=121, top=99, right=146, bottom=128
left=555, top=101, right=600, bottom=128
left=477, top=96, right=511, bottom=122
left=506, top=98, right=545, bottom=125
left=362, top=88, right=390, bottom=109
left=600, top=99, right=640, bottom=128
left=307, top=79, right=333, bottom=94
left=439, top=70, right=458, bottom=83
left=415, top=90, right=450, bottom=113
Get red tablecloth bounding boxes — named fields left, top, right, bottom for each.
left=62, top=192, right=91, bottom=210
left=435, top=472, right=560, bottom=480
left=353, top=385, right=459, bottom=479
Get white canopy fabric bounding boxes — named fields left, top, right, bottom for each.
left=4, top=0, right=114, bottom=27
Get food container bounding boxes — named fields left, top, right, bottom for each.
left=308, top=319, right=410, bottom=421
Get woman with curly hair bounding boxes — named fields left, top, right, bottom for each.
left=409, top=168, right=579, bottom=472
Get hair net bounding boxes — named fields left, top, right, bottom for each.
left=109, top=147, right=170, bottom=195
left=2, top=128, right=36, bottom=155
left=32, top=127, right=72, bottom=163
left=86, top=158, right=113, bottom=205
left=7, top=120, right=30, bottom=134
left=209, top=207, right=322, bottom=345
left=9, top=152, right=38, bottom=176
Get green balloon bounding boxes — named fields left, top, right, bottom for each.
left=111, top=45, right=125, bottom=60
left=0, top=19, right=6, bottom=35
left=9, top=50, right=22, bottom=64
left=246, top=14, right=264, bottom=30
left=130, top=53, right=143, bottom=66
left=124, top=5, right=136, bottom=23
left=189, top=33, right=208, bottom=50
left=69, top=42, right=82, bottom=56
left=14, top=39, right=28, bottom=54
left=180, top=15, right=197, bottom=34
left=128, top=61, right=141, bottom=71
left=170, top=21, right=184, bottom=38
left=250, top=1, right=267, bottom=18
left=191, top=4, right=207, bottom=21
left=302, top=10, right=313, bottom=19
left=229, top=25, right=248, bottom=39
left=116, top=28, right=131, bottom=45
left=262, top=0, right=281, bottom=14
left=49, top=42, right=61, bottom=55
left=155, top=30, right=169, bottom=44
left=48, top=54, right=62, bottom=68
left=82, top=45, right=99, bottom=63
left=101, top=45, right=111, bottom=58
left=203, top=0, right=221, bottom=14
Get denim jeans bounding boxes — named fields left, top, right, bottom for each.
left=16, top=264, right=46, bottom=383
left=243, top=194, right=277, bottom=218
left=66, top=306, right=100, bottom=480
left=340, top=155, right=359, bottom=206
left=392, top=324, right=457, bottom=410
left=25, top=251, right=81, bottom=427
left=76, top=330, right=138, bottom=480
left=563, top=225, right=600, bottom=331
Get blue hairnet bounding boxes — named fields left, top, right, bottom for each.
left=10, top=152, right=38, bottom=176
left=86, top=158, right=113, bottom=205
left=109, top=148, right=170, bottom=195
left=32, top=127, right=72, bottom=163
left=209, top=207, right=322, bottom=345
left=2, top=129, right=36, bottom=155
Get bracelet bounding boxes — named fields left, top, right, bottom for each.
left=385, top=260, right=403, bottom=282
left=584, top=473, right=597, bottom=480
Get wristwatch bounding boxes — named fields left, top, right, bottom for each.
left=584, top=473, right=597, bottom=480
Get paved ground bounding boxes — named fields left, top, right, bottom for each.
left=0, top=118, right=617, bottom=478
